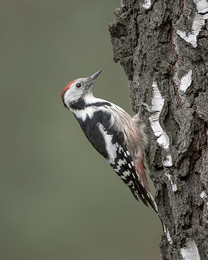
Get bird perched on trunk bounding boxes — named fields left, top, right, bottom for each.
left=61, top=70, right=157, bottom=212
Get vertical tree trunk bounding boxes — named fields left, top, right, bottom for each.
left=109, top=0, right=208, bottom=259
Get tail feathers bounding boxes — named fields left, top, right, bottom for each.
left=134, top=159, right=149, bottom=192
left=132, top=180, right=158, bottom=213
left=134, top=152, right=158, bottom=213
left=146, top=189, right=158, bottom=213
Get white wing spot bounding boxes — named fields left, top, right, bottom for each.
left=118, top=159, right=126, bottom=165
left=98, top=123, right=117, bottom=164
left=123, top=171, right=130, bottom=177
left=120, top=171, right=131, bottom=180
left=127, top=180, right=134, bottom=187
left=114, top=159, right=126, bottom=172
left=140, top=181, right=145, bottom=187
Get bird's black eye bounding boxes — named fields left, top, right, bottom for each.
left=76, top=83, right=81, bottom=88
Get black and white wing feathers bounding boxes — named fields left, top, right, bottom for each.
left=103, top=123, right=157, bottom=211
left=75, top=107, right=157, bottom=211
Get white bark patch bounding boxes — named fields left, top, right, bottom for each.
left=163, top=154, right=173, bottom=167
left=166, top=229, right=173, bottom=245
left=193, top=0, right=208, bottom=13
left=165, top=173, right=177, bottom=192
left=149, top=82, right=172, bottom=167
left=143, top=0, right=151, bottom=9
left=200, top=191, right=208, bottom=208
left=180, top=240, right=200, bottom=260
left=179, top=70, right=193, bottom=92
left=163, top=225, right=173, bottom=244
left=149, top=82, right=168, bottom=149
left=177, top=13, right=208, bottom=48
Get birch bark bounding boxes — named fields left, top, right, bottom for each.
left=109, top=1, right=208, bottom=259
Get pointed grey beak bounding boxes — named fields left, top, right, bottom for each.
left=83, top=70, right=102, bottom=94
left=87, top=70, right=102, bottom=84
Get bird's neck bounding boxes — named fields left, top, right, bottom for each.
left=84, top=92, right=99, bottom=105
left=69, top=93, right=112, bottom=122
left=70, top=93, right=110, bottom=111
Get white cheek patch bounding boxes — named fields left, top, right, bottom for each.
left=65, top=85, right=80, bottom=103
left=64, top=78, right=87, bottom=107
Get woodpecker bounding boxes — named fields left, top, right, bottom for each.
left=61, top=70, right=158, bottom=212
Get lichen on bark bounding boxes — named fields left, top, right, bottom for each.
left=109, top=0, right=208, bottom=259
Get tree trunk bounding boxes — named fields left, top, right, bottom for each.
left=109, top=0, right=208, bottom=259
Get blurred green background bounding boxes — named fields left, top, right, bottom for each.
left=0, top=1, right=161, bottom=259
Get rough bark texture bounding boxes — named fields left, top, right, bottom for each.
left=109, top=0, right=208, bottom=259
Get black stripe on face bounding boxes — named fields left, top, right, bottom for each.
left=70, top=99, right=112, bottom=110
left=70, top=99, right=85, bottom=110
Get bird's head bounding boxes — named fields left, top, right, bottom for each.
left=61, top=70, right=102, bottom=109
